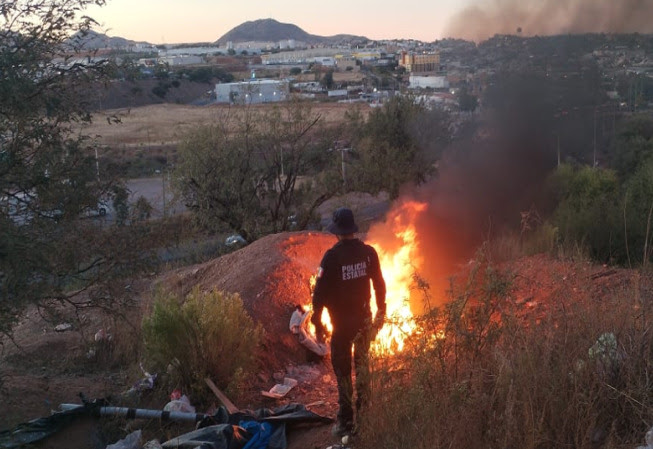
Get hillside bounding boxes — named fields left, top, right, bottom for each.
left=67, top=29, right=151, bottom=50
left=0, top=226, right=648, bottom=448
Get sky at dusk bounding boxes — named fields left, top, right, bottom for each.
left=86, top=0, right=653, bottom=45
left=85, top=0, right=475, bottom=44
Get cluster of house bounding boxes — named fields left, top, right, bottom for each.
left=214, top=46, right=454, bottom=105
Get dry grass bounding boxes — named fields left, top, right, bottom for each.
left=82, top=102, right=370, bottom=149
left=356, top=250, right=653, bottom=449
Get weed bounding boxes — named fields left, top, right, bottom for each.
left=356, top=251, right=653, bottom=449
left=141, top=287, right=264, bottom=403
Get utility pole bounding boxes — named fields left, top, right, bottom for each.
left=94, top=147, right=100, bottom=181
left=593, top=107, right=597, bottom=167
left=338, top=148, right=351, bottom=190
left=327, top=145, right=352, bottom=190
left=162, top=166, right=166, bottom=218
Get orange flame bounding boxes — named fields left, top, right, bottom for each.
left=368, top=201, right=427, bottom=355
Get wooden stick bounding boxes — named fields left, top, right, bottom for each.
left=205, top=378, right=239, bottom=414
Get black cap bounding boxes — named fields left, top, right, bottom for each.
left=327, top=208, right=359, bottom=235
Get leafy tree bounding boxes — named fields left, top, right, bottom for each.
left=610, top=114, right=653, bottom=180
left=349, top=96, right=451, bottom=198
left=151, top=83, right=168, bottom=98
left=457, top=86, right=478, bottom=113
left=622, top=159, right=653, bottom=266
left=0, top=0, right=159, bottom=336
left=174, top=100, right=342, bottom=241
left=549, top=165, right=622, bottom=262
left=321, top=70, right=334, bottom=90
left=289, top=67, right=302, bottom=76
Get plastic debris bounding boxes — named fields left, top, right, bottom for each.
left=94, top=328, right=113, bottom=342
left=289, top=306, right=329, bottom=356
left=142, top=440, right=163, bottom=449
left=261, top=377, right=298, bottom=399
left=588, top=332, right=624, bottom=380
left=54, top=323, right=72, bottom=332
left=636, top=426, right=653, bottom=449
left=105, top=430, right=142, bottom=449
left=164, top=393, right=195, bottom=414
left=125, top=364, right=157, bottom=396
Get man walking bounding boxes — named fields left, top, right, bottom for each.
left=312, top=207, right=386, bottom=437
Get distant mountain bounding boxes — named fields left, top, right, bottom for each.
left=67, top=30, right=152, bottom=50
left=215, top=18, right=368, bottom=45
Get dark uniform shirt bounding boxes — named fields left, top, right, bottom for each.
left=312, top=238, right=386, bottom=333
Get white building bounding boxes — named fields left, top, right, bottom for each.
left=408, top=75, right=449, bottom=89
left=215, top=79, right=289, bottom=104
left=158, top=55, right=203, bottom=66
left=313, top=57, right=336, bottom=67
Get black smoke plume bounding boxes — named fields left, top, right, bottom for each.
left=446, top=0, right=653, bottom=42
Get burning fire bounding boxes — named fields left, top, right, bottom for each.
left=310, top=201, right=428, bottom=356
left=368, top=201, right=426, bottom=354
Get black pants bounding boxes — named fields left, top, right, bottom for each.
left=330, top=325, right=372, bottom=427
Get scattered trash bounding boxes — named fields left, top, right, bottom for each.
left=261, top=377, right=298, bottom=399
left=588, top=332, right=624, bottom=380
left=125, top=364, right=157, bottom=396
left=164, top=392, right=195, bottom=414
left=306, top=401, right=325, bottom=407
left=105, top=429, right=142, bottom=449
left=289, top=306, right=329, bottom=357
left=95, top=328, right=113, bottom=342
left=1, top=397, right=331, bottom=449
left=54, top=323, right=72, bottom=332
left=636, top=426, right=653, bottom=449
left=238, top=421, right=273, bottom=449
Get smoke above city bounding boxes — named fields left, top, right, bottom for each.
left=446, top=0, right=653, bottom=42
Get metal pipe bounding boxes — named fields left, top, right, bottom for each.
left=59, top=404, right=207, bottom=423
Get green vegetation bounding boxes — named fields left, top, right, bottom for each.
left=177, top=66, right=234, bottom=84
left=142, top=287, right=263, bottom=399
left=174, top=100, right=342, bottom=241
left=542, top=115, right=653, bottom=266
left=0, top=0, right=161, bottom=337
left=349, top=96, right=451, bottom=198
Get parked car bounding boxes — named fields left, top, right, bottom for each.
left=225, top=234, right=247, bottom=247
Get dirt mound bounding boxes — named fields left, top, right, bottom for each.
left=502, top=254, right=647, bottom=321
left=157, top=231, right=337, bottom=369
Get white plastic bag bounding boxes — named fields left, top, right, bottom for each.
left=288, top=307, right=330, bottom=356
left=163, top=395, right=195, bottom=413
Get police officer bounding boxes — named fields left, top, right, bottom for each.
left=312, top=207, right=386, bottom=437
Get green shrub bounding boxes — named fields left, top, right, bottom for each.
left=142, top=287, right=263, bottom=399
left=623, top=159, right=653, bottom=266
left=549, top=165, right=623, bottom=263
